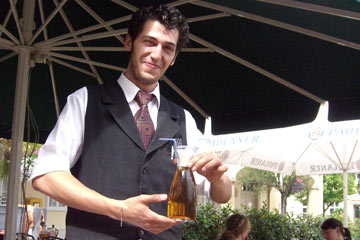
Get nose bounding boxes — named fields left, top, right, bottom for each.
left=150, top=44, right=162, bottom=60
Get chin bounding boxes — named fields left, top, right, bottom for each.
left=140, top=72, right=161, bottom=83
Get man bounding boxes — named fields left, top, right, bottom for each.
left=30, top=4, right=231, bottom=240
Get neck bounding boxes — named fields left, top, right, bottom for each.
left=124, top=71, right=158, bottom=93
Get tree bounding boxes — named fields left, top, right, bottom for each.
left=236, top=168, right=305, bottom=215
left=294, top=173, right=357, bottom=214
left=0, top=138, right=40, bottom=180
left=322, top=173, right=357, bottom=213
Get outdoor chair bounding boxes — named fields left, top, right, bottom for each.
left=16, top=233, right=35, bottom=240
left=41, top=237, right=64, bottom=240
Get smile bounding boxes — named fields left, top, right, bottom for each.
left=144, top=62, right=161, bottom=69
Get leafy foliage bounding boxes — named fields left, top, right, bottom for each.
left=329, top=209, right=360, bottom=239
left=323, top=174, right=357, bottom=213
left=182, top=203, right=326, bottom=240
left=288, top=213, right=324, bottom=239
left=0, top=138, right=40, bottom=180
left=245, top=205, right=293, bottom=240
left=182, top=203, right=239, bottom=240
left=237, top=168, right=305, bottom=215
left=0, top=138, right=11, bottom=180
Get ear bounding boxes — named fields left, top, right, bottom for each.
left=170, top=52, right=178, bottom=66
left=124, top=34, right=132, bottom=51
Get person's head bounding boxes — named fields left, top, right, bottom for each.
left=124, top=4, right=189, bottom=91
left=321, top=218, right=351, bottom=240
left=218, top=214, right=251, bottom=240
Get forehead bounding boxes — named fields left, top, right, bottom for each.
left=323, top=228, right=336, bottom=234
left=139, top=20, right=179, bottom=45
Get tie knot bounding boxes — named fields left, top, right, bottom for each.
left=135, top=90, right=153, bottom=106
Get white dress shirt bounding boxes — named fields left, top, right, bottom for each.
left=30, top=73, right=211, bottom=198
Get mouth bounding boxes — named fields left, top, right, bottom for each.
left=144, top=62, right=161, bottom=70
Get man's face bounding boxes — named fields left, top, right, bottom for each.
left=322, top=227, right=340, bottom=240
left=125, top=20, right=179, bottom=91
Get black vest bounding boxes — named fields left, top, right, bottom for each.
left=66, top=80, right=187, bottom=240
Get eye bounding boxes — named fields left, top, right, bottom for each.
left=164, top=46, right=175, bottom=53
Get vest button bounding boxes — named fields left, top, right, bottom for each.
left=142, top=168, right=148, bottom=175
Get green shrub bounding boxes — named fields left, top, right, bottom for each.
left=245, top=205, right=292, bottom=240
left=183, top=204, right=327, bottom=240
left=288, top=213, right=323, bottom=239
left=182, top=203, right=238, bottom=240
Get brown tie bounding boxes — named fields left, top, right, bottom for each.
left=134, top=90, right=155, bottom=149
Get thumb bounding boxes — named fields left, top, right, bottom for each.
left=140, top=194, right=168, bottom=204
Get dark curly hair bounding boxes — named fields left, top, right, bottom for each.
left=321, top=218, right=352, bottom=240
left=127, top=4, right=189, bottom=54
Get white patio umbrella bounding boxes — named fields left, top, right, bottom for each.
left=198, top=101, right=360, bottom=227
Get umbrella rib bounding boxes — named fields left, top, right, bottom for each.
left=29, top=0, right=68, bottom=45
left=75, top=0, right=125, bottom=45
left=329, top=141, right=345, bottom=170
left=46, top=46, right=126, bottom=51
left=0, top=0, right=18, bottom=38
left=346, top=140, right=359, bottom=170
left=192, top=0, right=360, bottom=51
left=293, top=142, right=312, bottom=165
left=54, top=0, right=103, bottom=84
left=0, top=24, right=20, bottom=45
left=0, top=38, right=16, bottom=47
left=47, top=51, right=125, bottom=72
left=0, top=52, right=18, bottom=63
left=48, top=62, right=61, bottom=117
left=256, top=0, right=360, bottom=21
left=9, top=0, right=24, bottom=45
left=187, top=12, right=231, bottom=23
left=38, top=0, right=49, bottom=40
left=38, top=0, right=61, bottom=117
left=46, top=56, right=97, bottom=78
left=39, top=28, right=128, bottom=48
left=313, top=142, right=342, bottom=169
left=34, top=15, right=131, bottom=47
left=46, top=46, right=214, bottom=52
left=160, top=75, right=209, bottom=119
left=168, top=0, right=197, bottom=7
left=182, top=48, right=214, bottom=52
left=189, top=33, right=324, bottom=103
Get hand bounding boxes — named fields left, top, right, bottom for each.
left=121, top=194, right=180, bottom=234
left=187, top=151, right=228, bottom=183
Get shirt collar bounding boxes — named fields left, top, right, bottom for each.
left=117, top=73, right=160, bottom=108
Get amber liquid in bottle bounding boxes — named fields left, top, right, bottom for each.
left=168, top=166, right=197, bottom=222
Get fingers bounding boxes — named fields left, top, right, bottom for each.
left=122, top=194, right=180, bottom=234
left=188, top=151, right=228, bottom=183
left=139, top=194, right=168, bottom=203
left=189, top=151, right=221, bottom=172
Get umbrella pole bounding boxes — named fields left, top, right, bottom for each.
left=5, top=0, right=35, bottom=239
left=343, top=170, right=348, bottom=228
left=4, top=46, right=31, bottom=240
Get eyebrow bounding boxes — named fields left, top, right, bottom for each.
left=142, top=35, right=177, bottom=48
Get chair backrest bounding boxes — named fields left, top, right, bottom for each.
left=31, top=208, right=42, bottom=239
left=42, top=236, right=64, bottom=240
left=0, top=205, right=5, bottom=229
left=16, top=206, right=26, bottom=233
left=16, top=232, right=35, bottom=240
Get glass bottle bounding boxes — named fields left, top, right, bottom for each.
left=167, top=145, right=197, bottom=222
